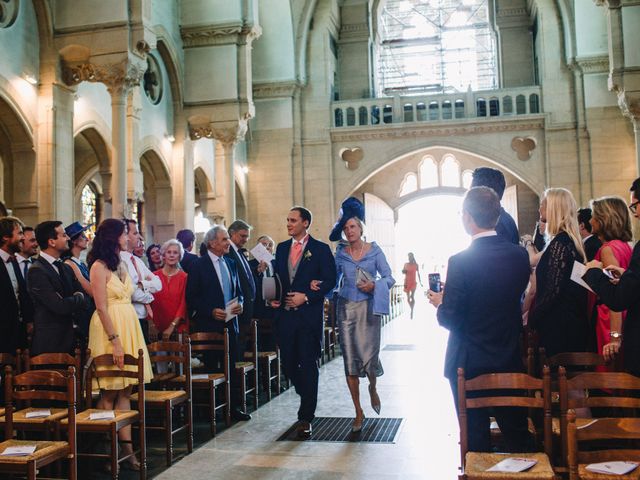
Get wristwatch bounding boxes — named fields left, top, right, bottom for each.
left=304, top=295, right=309, bottom=305
left=610, top=331, right=623, bottom=340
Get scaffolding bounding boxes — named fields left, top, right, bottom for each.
left=378, top=0, right=497, bottom=96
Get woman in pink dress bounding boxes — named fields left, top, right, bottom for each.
left=402, top=252, right=422, bottom=318
left=590, top=196, right=633, bottom=367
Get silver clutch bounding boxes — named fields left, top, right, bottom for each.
left=355, top=267, right=374, bottom=284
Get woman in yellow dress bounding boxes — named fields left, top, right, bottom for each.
left=87, top=218, right=152, bottom=470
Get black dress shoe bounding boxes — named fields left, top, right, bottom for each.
left=232, top=408, right=252, bottom=421
left=296, top=421, right=312, bottom=439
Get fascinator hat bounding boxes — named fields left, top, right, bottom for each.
left=329, top=197, right=365, bottom=242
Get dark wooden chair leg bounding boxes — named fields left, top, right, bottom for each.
left=165, top=401, right=173, bottom=466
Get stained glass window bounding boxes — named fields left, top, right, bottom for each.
left=81, top=184, right=97, bottom=236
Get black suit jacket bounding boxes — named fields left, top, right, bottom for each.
left=225, top=246, right=255, bottom=326
left=0, top=259, right=24, bottom=353
left=27, top=256, right=87, bottom=355
left=496, top=208, right=520, bottom=245
left=186, top=253, right=243, bottom=335
left=583, top=241, right=640, bottom=374
left=437, top=235, right=530, bottom=380
left=584, top=235, right=602, bottom=262
left=180, top=251, right=198, bottom=275
left=249, top=258, right=275, bottom=320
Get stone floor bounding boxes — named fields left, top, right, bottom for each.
left=155, top=301, right=460, bottom=479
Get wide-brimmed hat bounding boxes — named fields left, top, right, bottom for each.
left=329, top=197, right=365, bottom=242
left=65, top=221, right=91, bottom=240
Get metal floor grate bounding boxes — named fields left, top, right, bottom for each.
left=383, top=344, right=417, bottom=351
left=277, top=417, right=403, bottom=443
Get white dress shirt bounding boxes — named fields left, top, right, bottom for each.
left=120, top=251, right=162, bottom=319
left=471, top=230, right=498, bottom=241
left=39, top=251, right=60, bottom=274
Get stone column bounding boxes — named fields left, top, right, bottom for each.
left=109, top=86, right=128, bottom=218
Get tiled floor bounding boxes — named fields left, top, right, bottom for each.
left=156, top=302, right=460, bottom=479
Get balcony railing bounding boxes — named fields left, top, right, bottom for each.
left=331, top=86, right=542, bottom=128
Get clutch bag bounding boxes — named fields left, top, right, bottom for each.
left=355, top=266, right=374, bottom=284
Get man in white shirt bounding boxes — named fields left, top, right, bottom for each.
left=121, top=219, right=162, bottom=341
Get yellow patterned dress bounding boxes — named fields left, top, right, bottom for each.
left=88, top=270, right=152, bottom=390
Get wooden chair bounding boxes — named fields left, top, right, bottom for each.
left=0, top=366, right=77, bottom=480
left=169, top=331, right=231, bottom=437
left=558, top=368, right=640, bottom=473
left=539, top=350, right=607, bottom=377
left=235, top=319, right=258, bottom=412
left=457, top=367, right=556, bottom=480
left=24, top=349, right=83, bottom=409
left=132, top=338, right=192, bottom=466
left=246, top=318, right=281, bottom=401
left=323, top=299, right=336, bottom=363
left=567, top=412, right=640, bottom=480
left=68, top=349, right=146, bottom=480
left=0, top=351, right=22, bottom=418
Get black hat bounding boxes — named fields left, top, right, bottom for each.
left=329, top=197, right=365, bottom=242
left=65, top=221, right=91, bottom=240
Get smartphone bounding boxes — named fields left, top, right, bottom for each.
left=428, top=273, right=441, bottom=293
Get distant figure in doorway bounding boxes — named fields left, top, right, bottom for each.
left=402, top=252, right=421, bottom=318
left=326, top=197, right=395, bottom=433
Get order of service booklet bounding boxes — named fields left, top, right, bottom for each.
left=585, top=461, right=639, bottom=475
left=486, top=457, right=538, bottom=473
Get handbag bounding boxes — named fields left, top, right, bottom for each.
left=355, top=266, right=374, bottom=284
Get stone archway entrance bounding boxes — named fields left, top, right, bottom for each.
left=140, top=150, right=174, bottom=243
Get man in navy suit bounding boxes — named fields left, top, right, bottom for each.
left=471, top=167, right=520, bottom=244
left=272, top=207, right=336, bottom=438
left=177, top=229, right=198, bottom=275
left=428, top=187, right=531, bottom=452
left=186, top=225, right=251, bottom=421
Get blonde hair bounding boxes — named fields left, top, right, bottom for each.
left=590, top=196, right=633, bottom=242
left=543, top=188, right=586, bottom=262
left=342, top=217, right=366, bottom=240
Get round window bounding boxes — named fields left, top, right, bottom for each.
left=0, top=0, right=19, bottom=29
left=143, top=54, right=163, bottom=105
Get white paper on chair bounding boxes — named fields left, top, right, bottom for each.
left=585, top=461, right=639, bottom=475
left=192, top=374, right=210, bottom=380
left=570, top=261, right=594, bottom=293
left=1, top=445, right=37, bottom=456
left=25, top=409, right=51, bottom=418
left=225, top=297, right=238, bottom=321
left=89, top=410, right=115, bottom=420
left=250, top=243, right=274, bottom=264
left=486, top=457, right=538, bottom=472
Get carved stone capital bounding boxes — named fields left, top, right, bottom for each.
left=614, top=90, right=640, bottom=121
left=181, top=22, right=262, bottom=47
left=253, top=81, right=301, bottom=99
left=62, top=59, right=147, bottom=94
left=575, top=56, right=610, bottom=74
left=189, top=120, right=248, bottom=146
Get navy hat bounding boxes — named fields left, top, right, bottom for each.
left=65, top=221, right=91, bottom=240
left=329, top=197, right=365, bottom=242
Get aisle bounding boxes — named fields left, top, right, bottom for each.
left=157, top=301, right=460, bottom=479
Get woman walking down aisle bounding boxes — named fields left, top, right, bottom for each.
left=327, top=197, right=395, bottom=433
left=402, top=252, right=421, bottom=319
left=87, top=218, right=152, bottom=470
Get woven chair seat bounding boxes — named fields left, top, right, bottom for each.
left=244, top=351, right=277, bottom=360
left=577, top=464, right=640, bottom=479
left=131, top=390, right=187, bottom=404
left=551, top=417, right=593, bottom=436
left=0, top=408, right=68, bottom=425
left=464, top=452, right=555, bottom=479
left=169, top=373, right=225, bottom=385
left=0, top=439, right=68, bottom=464
left=235, top=361, right=254, bottom=372
left=61, top=409, right=138, bottom=426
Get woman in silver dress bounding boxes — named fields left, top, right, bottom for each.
left=325, top=198, right=395, bottom=432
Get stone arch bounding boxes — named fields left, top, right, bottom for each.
left=155, top=33, right=184, bottom=106
left=235, top=181, right=247, bottom=221
left=31, top=0, right=54, bottom=46
left=295, top=0, right=318, bottom=84
left=73, top=126, right=111, bottom=223
left=194, top=165, right=217, bottom=224
left=140, top=148, right=173, bottom=243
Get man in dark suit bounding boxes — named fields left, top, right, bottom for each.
left=249, top=235, right=276, bottom=350
left=177, top=229, right=198, bottom=275
left=428, top=187, right=531, bottom=452
left=583, top=177, right=640, bottom=375
left=471, top=167, right=520, bottom=244
left=28, top=221, right=87, bottom=355
left=0, top=216, right=27, bottom=353
left=225, top=220, right=257, bottom=357
left=186, top=225, right=251, bottom=421
left=578, top=208, right=602, bottom=262
left=272, top=207, right=336, bottom=439
left=15, top=226, right=37, bottom=341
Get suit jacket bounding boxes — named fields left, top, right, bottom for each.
left=225, top=246, right=255, bottom=326
left=249, top=257, right=275, bottom=320
left=27, top=256, right=87, bottom=355
left=583, top=241, right=640, bottom=374
left=0, top=260, right=24, bottom=353
left=273, top=236, right=336, bottom=337
left=437, top=235, right=530, bottom=380
left=496, top=207, right=520, bottom=245
left=186, top=253, right=243, bottom=334
left=180, top=251, right=198, bottom=275
left=584, top=235, right=603, bottom=262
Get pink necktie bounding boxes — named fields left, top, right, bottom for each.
left=290, top=241, right=303, bottom=265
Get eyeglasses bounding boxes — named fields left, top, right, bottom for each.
left=629, top=201, right=640, bottom=213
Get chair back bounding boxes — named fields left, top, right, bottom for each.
left=567, top=411, right=640, bottom=480
left=147, top=338, right=192, bottom=399
left=4, top=366, right=77, bottom=456
left=240, top=320, right=258, bottom=363
left=24, top=348, right=83, bottom=408
left=188, top=331, right=229, bottom=379
left=457, top=367, right=552, bottom=468
left=539, top=349, right=607, bottom=375
left=0, top=351, right=21, bottom=374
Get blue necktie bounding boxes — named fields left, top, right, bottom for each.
left=218, top=258, right=233, bottom=303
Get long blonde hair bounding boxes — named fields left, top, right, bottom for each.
left=543, top=188, right=586, bottom=262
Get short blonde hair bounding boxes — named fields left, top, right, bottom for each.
left=543, top=188, right=586, bottom=261
left=341, top=217, right=366, bottom=240
left=590, top=196, right=632, bottom=242
left=160, top=238, right=184, bottom=260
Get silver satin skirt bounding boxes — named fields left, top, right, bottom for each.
left=337, top=297, right=384, bottom=378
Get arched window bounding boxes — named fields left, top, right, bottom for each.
left=455, top=99, right=465, bottom=118
left=346, top=107, right=356, bottom=126
left=416, top=103, right=427, bottom=121
left=428, top=102, right=439, bottom=121
left=462, top=170, right=474, bottom=189
left=529, top=94, right=540, bottom=114
left=403, top=103, right=414, bottom=122
left=377, top=0, right=497, bottom=95
left=81, top=183, right=98, bottom=236
left=516, top=95, right=526, bottom=114
left=442, top=101, right=452, bottom=120
left=359, top=106, right=368, bottom=125
left=383, top=105, right=393, bottom=124
left=419, top=157, right=438, bottom=188
left=334, top=108, right=343, bottom=127
left=441, top=155, right=460, bottom=187
left=371, top=105, right=380, bottom=125
left=503, top=96, right=513, bottom=114
left=399, top=173, right=418, bottom=196
left=489, top=97, right=499, bottom=116
left=476, top=98, right=487, bottom=117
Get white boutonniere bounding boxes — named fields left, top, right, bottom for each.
left=303, top=250, right=313, bottom=261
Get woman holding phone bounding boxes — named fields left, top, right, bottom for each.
left=320, top=198, right=395, bottom=433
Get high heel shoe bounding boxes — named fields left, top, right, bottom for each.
left=352, top=411, right=365, bottom=433
left=369, top=384, right=381, bottom=415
